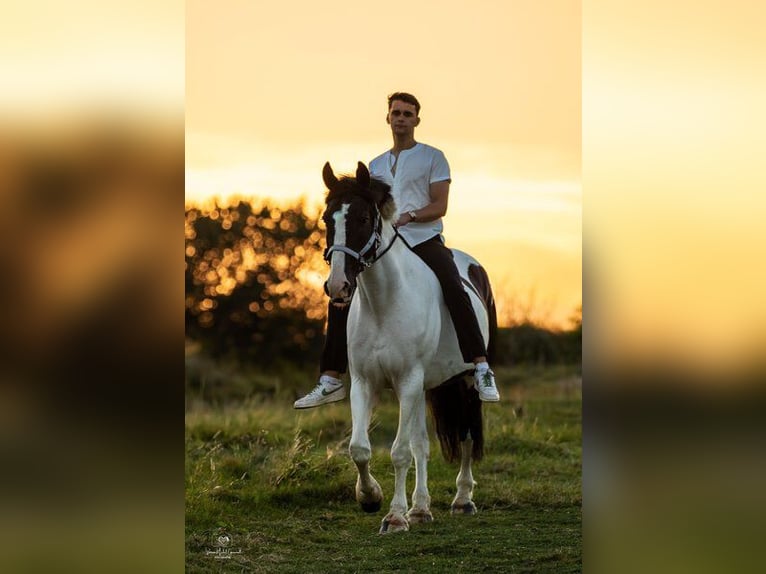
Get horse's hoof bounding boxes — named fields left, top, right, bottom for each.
left=450, top=502, right=477, bottom=515
left=379, top=517, right=409, bottom=534
left=360, top=500, right=381, bottom=513
left=356, top=479, right=383, bottom=513
left=406, top=509, right=434, bottom=524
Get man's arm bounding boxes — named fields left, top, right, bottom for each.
left=394, top=180, right=450, bottom=227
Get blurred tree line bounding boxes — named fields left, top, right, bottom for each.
left=494, top=306, right=582, bottom=366
left=185, top=199, right=581, bottom=373
left=185, top=199, right=328, bottom=369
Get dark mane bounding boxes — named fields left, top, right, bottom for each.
left=322, top=162, right=397, bottom=220
left=325, top=174, right=390, bottom=206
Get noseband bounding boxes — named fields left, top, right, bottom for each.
left=323, top=207, right=399, bottom=270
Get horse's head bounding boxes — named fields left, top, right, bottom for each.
left=321, top=161, right=395, bottom=307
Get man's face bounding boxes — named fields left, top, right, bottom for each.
left=386, top=100, right=420, bottom=136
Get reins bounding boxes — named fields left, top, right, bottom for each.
left=367, top=224, right=401, bottom=266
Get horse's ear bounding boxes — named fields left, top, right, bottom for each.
left=356, top=161, right=370, bottom=189
left=323, top=162, right=339, bottom=192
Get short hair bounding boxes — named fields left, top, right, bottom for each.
left=387, top=92, right=421, bottom=115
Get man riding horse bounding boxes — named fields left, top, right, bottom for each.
left=294, top=92, right=500, bottom=409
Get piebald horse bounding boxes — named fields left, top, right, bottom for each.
left=321, top=162, right=498, bottom=534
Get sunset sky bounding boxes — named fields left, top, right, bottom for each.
left=3, top=0, right=763, bottom=372
left=186, top=0, right=581, bottom=329
left=584, top=1, right=766, bottom=372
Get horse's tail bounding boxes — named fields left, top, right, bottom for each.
left=426, top=376, right=484, bottom=463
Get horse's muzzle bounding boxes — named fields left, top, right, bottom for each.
left=325, top=277, right=355, bottom=307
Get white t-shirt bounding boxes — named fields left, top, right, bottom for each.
left=369, top=143, right=451, bottom=247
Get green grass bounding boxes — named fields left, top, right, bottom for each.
left=185, top=365, right=581, bottom=573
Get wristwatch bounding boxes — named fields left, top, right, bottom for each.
left=408, top=210, right=417, bottom=221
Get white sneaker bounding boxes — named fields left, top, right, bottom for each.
left=293, top=375, right=345, bottom=409
left=474, top=366, right=500, bottom=402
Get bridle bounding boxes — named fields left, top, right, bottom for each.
left=323, top=205, right=400, bottom=271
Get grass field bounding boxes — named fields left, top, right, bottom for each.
left=185, top=365, right=582, bottom=573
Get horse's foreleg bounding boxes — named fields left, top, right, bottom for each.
left=380, top=384, right=421, bottom=534
left=349, top=380, right=382, bottom=513
left=451, top=435, right=477, bottom=515
left=406, top=393, right=433, bottom=524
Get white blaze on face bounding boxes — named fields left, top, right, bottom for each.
left=326, top=204, right=350, bottom=297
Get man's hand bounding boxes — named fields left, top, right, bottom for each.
left=394, top=212, right=414, bottom=228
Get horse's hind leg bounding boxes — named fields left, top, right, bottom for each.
left=406, top=393, right=433, bottom=524
left=349, top=380, right=383, bottom=513
left=451, top=435, right=477, bottom=515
